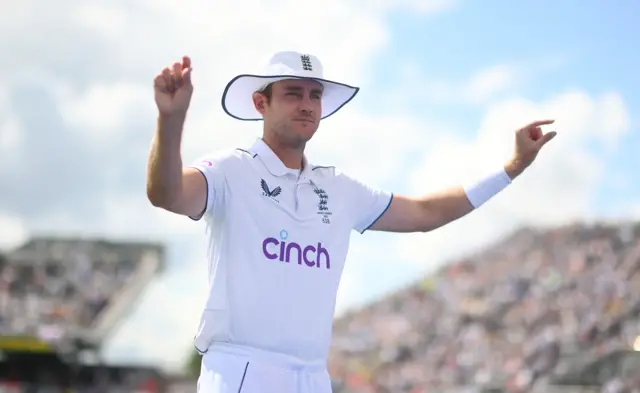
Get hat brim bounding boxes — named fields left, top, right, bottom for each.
left=221, top=74, right=359, bottom=121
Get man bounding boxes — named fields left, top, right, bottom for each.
left=146, top=51, right=556, bottom=393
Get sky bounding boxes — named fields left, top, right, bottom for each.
left=1, top=0, right=639, bottom=373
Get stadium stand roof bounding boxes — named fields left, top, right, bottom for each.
left=0, top=235, right=165, bottom=355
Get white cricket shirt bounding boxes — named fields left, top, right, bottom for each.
left=189, top=138, right=392, bottom=363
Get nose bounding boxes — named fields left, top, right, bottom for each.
left=299, top=94, right=315, bottom=114
left=299, top=108, right=313, bottom=118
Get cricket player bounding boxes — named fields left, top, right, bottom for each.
left=146, top=51, right=556, bottom=393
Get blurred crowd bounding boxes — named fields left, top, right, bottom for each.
left=328, top=223, right=640, bottom=393
left=0, top=367, right=164, bottom=393
left=2, top=225, right=639, bottom=393
left=0, top=239, right=138, bottom=344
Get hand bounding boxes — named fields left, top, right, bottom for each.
left=504, top=119, right=557, bottom=179
left=154, top=56, right=193, bottom=118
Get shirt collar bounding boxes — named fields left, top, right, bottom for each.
left=249, top=138, right=315, bottom=180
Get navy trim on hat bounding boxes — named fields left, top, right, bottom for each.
left=221, top=74, right=360, bottom=121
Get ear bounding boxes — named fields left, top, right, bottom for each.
left=252, top=92, right=267, bottom=115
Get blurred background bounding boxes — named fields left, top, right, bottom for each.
left=1, top=0, right=639, bottom=392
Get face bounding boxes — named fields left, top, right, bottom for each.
left=253, top=79, right=323, bottom=146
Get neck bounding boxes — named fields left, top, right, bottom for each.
left=262, top=133, right=305, bottom=170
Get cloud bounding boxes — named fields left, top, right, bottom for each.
left=394, top=89, right=629, bottom=268
left=389, top=53, right=577, bottom=109
left=465, top=64, right=517, bottom=103
left=386, top=62, right=521, bottom=108
left=0, top=213, right=29, bottom=250
left=58, top=83, right=153, bottom=141
left=0, top=87, right=23, bottom=157
left=596, top=92, right=630, bottom=148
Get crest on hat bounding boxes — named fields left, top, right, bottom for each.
left=300, top=55, right=313, bottom=71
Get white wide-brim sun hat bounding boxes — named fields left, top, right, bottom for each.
left=221, top=51, right=360, bottom=121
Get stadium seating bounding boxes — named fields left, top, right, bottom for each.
left=0, top=237, right=164, bottom=352
left=328, top=223, right=640, bottom=393
left=3, top=226, right=639, bottom=392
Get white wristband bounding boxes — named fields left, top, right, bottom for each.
left=463, top=169, right=512, bottom=208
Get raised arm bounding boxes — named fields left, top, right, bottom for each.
left=369, top=120, right=557, bottom=233
left=146, top=56, right=207, bottom=218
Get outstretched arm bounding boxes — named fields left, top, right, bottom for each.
left=369, top=120, right=557, bottom=233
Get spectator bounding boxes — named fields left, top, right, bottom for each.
left=0, top=239, right=146, bottom=347
left=329, top=223, right=640, bottom=392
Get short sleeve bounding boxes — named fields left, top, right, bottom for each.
left=186, top=150, right=234, bottom=221
left=341, top=174, right=393, bottom=234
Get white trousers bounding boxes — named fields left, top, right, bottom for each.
left=197, top=343, right=333, bottom=393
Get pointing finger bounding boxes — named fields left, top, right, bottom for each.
left=524, top=119, right=555, bottom=129
left=182, top=56, right=191, bottom=70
